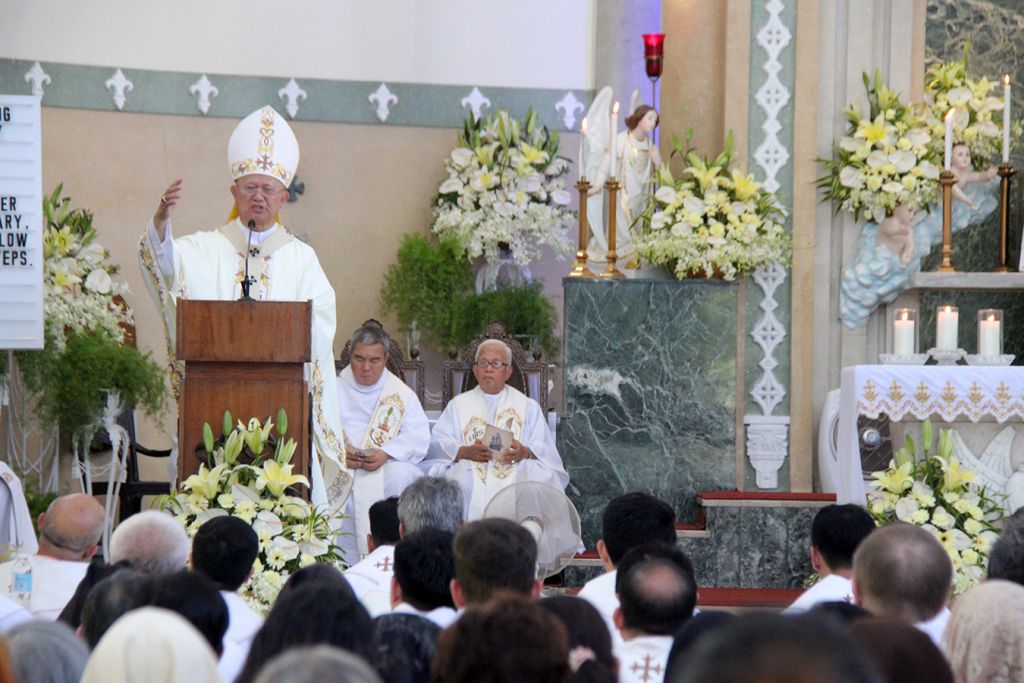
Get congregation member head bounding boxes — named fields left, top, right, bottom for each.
left=190, top=514, right=259, bottom=591
left=433, top=593, right=569, bottom=683
left=451, top=518, right=539, bottom=607
left=944, top=579, right=1024, bottom=683
left=786, top=503, right=876, bottom=612
left=149, top=570, right=229, bottom=657
left=538, top=595, right=618, bottom=683
left=36, top=493, right=105, bottom=562
left=810, top=504, right=876, bottom=577
left=598, top=492, right=677, bottom=570
left=235, top=583, right=375, bottom=683
left=4, top=620, right=89, bottom=683
left=615, top=543, right=697, bottom=638
left=852, top=523, right=951, bottom=628
left=109, top=510, right=190, bottom=575
left=254, top=645, right=384, bottom=683
left=848, top=616, right=952, bottom=683
left=391, top=529, right=456, bottom=623
left=79, top=568, right=152, bottom=649
left=372, top=613, right=441, bottom=683
left=81, top=607, right=222, bottom=683
left=669, top=613, right=880, bottom=683
left=397, top=476, right=464, bottom=536
left=368, top=497, right=401, bottom=552
left=987, top=521, right=1024, bottom=586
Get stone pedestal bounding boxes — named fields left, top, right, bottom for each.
left=558, top=279, right=739, bottom=545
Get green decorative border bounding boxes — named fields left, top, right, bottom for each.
left=744, top=0, right=797, bottom=489
left=0, top=58, right=592, bottom=131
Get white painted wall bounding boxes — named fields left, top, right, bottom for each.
left=0, top=0, right=594, bottom=89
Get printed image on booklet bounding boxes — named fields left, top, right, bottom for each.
left=482, top=423, right=514, bottom=461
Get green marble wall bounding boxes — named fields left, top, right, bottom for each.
left=558, top=279, right=738, bottom=545
left=923, top=1, right=1024, bottom=361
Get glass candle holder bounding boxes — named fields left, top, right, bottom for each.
left=936, top=305, right=959, bottom=350
left=892, top=308, right=917, bottom=355
left=977, top=309, right=1003, bottom=356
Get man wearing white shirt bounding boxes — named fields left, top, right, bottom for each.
left=853, top=522, right=953, bottom=646
left=345, top=497, right=401, bottom=616
left=140, top=105, right=350, bottom=519
left=190, top=516, right=262, bottom=683
left=578, top=492, right=677, bottom=645
left=0, top=493, right=103, bottom=620
left=786, top=504, right=875, bottom=613
left=614, top=544, right=697, bottom=683
left=426, top=340, right=568, bottom=520
left=337, top=322, right=429, bottom=559
left=390, top=528, right=457, bottom=628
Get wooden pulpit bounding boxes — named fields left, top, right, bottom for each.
left=176, top=300, right=312, bottom=483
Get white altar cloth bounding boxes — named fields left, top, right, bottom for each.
left=837, top=365, right=1024, bottom=505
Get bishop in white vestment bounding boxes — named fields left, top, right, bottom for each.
left=138, top=105, right=350, bottom=517
left=426, top=340, right=568, bottom=520
left=336, top=323, right=428, bottom=559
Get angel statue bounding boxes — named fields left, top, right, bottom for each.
left=916, top=142, right=999, bottom=247
left=583, top=87, right=662, bottom=273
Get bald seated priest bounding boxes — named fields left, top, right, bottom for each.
left=337, top=323, right=428, bottom=559
left=425, top=339, right=569, bottom=519
left=139, top=105, right=350, bottom=518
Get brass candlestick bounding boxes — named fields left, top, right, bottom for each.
left=600, top=177, right=625, bottom=279
left=938, top=170, right=957, bottom=272
left=995, top=164, right=1016, bottom=272
left=569, top=180, right=596, bottom=277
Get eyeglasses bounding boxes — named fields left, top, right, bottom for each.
left=237, top=183, right=282, bottom=198
left=475, top=360, right=510, bottom=369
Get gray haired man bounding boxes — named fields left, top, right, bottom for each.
left=336, top=322, right=429, bottom=560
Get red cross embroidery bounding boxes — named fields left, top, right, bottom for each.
left=630, top=654, right=663, bottom=682
left=375, top=556, right=393, bottom=572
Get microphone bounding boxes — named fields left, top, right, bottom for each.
left=239, top=219, right=256, bottom=301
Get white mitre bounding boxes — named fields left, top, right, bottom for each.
left=228, top=105, right=299, bottom=186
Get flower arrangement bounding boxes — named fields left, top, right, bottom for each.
left=432, top=108, right=574, bottom=266
left=866, top=420, right=1005, bottom=594
left=9, top=185, right=164, bottom=434
left=819, top=71, right=941, bottom=223
left=163, top=410, right=343, bottom=612
left=634, top=132, right=790, bottom=280
left=922, top=48, right=1008, bottom=169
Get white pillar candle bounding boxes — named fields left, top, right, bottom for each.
left=610, top=101, right=620, bottom=179
left=579, top=117, right=588, bottom=182
left=944, top=108, right=955, bottom=170
left=979, top=314, right=1001, bottom=356
left=1003, top=75, right=1012, bottom=164
left=893, top=311, right=915, bottom=355
left=936, top=305, right=958, bottom=350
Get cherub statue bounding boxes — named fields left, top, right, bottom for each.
left=839, top=204, right=931, bottom=328
left=583, top=88, right=662, bottom=272
left=917, top=142, right=999, bottom=247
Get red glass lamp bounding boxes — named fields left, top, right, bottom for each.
left=642, top=33, right=666, bottom=107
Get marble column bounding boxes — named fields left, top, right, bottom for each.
left=558, top=279, right=738, bottom=545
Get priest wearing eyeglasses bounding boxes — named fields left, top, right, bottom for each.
left=425, top=340, right=568, bottom=520
left=138, top=105, right=350, bottom=521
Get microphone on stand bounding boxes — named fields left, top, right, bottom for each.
left=239, top=219, right=256, bottom=301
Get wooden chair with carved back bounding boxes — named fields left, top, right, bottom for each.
left=441, top=320, right=548, bottom=409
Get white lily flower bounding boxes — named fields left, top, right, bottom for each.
left=84, top=269, right=112, bottom=294
left=550, top=189, right=571, bottom=205
left=439, top=178, right=463, bottom=194
left=682, top=196, right=706, bottom=217
left=253, top=510, right=283, bottom=538
left=450, top=148, right=475, bottom=168
left=271, top=536, right=300, bottom=561
left=654, top=186, right=677, bottom=204
left=889, top=150, right=917, bottom=174
left=946, top=87, right=971, bottom=107
left=866, top=150, right=888, bottom=168
left=839, top=166, right=864, bottom=189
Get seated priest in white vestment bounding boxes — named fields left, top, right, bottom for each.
left=138, top=105, right=350, bottom=517
left=337, top=324, right=428, bottom=559
left=425, top=339, right=568, bottom=520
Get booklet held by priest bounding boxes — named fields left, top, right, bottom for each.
left=483, top=423, right=514, bottom=461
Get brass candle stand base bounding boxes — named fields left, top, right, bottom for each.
left=995, top=164, right=1016, bottom=273
left=600, top=177, right=625, bottom=280
left=938, top=170, right=957, bottom=272
left=569, top=180, right=596, bottom=278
